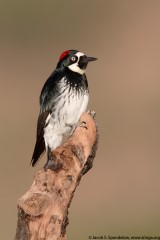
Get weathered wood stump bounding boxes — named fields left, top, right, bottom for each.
left=15, top=112, right=98, bottom=240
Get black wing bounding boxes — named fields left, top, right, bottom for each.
left=31, top=70, right=64, bottom=166
left=31, top=111, right=50, bottom=166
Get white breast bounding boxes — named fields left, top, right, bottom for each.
left=44, top=78, right=89, bottom=151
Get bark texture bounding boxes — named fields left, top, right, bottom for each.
left=15, top=112, right=98, bottom=240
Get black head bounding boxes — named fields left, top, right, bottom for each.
left=56, top=50, right=97, bottom=74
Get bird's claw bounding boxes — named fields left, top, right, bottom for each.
left=87, top=110, right=96, bottom=118
left=77, top=120, right=87, bottom=129
left=44, top=156, right=54, bottom=171
left=44, top=155, right=63, bottom=172
left=68, top=120, right=88, bottom=137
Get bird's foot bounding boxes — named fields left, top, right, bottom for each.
left=87, top=110, right=96, bottom=119
left=75, top=120, right=87, bottom=129
left=67, top=120, right=87, bottom=137
left=44, top=155, right=63, bottom=172
left=44, top=155, right=55, bottom=171
left=44, top=149, right=56, bottom=171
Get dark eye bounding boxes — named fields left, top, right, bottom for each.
left=71, top=56, right=76, bottom=62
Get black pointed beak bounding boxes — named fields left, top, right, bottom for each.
left=78, top=55, right=97, bottom=70
left=85, top=56, right=97, bottom=63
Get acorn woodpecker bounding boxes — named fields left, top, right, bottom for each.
left=31, top=50, right=97, bottom=167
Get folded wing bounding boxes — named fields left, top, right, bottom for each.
left=31, top=111, right=50, bottom=166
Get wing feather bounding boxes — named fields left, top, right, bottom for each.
left=31, top=111, right=50, bottom=166
left=31, top=71, right=65, bottom=166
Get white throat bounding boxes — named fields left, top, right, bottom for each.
left=68, top=52, right=86, bottom=75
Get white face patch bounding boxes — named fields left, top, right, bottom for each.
left=75, top=52, right=85, bottom=58
left=68, top=52, right=85, bottom=75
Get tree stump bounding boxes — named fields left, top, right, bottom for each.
left=15, top=112, right=98, bottom=240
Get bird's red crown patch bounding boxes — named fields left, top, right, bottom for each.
left=59, top=50, right=70, bottom=61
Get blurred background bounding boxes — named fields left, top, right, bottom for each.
left=1, top=0, right=160, bottom=239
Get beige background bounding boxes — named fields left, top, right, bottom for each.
left=1, top=0, right=160, bottom=239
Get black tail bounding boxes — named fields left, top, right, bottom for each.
left=31, top=138, right=45, bottom=166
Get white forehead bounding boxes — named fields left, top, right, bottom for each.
left=75, top=52, right=85, bottom=58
